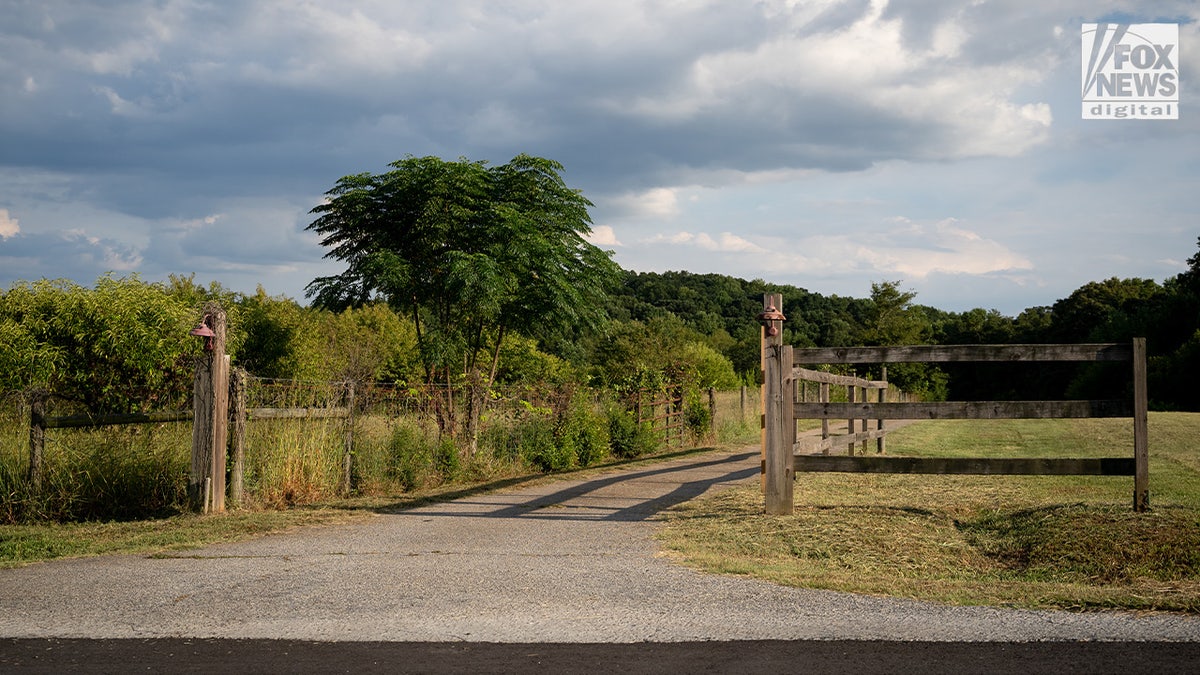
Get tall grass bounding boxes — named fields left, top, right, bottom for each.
left=0, top=398, right=191, bottom=523
left=3, top=382, right=757, bottom=523
left=712, top=386, right=761, bottom=444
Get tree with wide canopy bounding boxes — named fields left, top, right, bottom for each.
left=306, top=154, right=620, bottom=455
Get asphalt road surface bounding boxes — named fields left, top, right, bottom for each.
left=2, top=446, right=1197, bottom=672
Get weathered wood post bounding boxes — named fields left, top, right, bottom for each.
left=760, top=293, right=793, bottom=515
left=27, top=390, right=47, bottom=492
left=189, top=303, right=229, bottom=514
left=846, top=381, right=857, bottom=455
left=877, top=366, right=887, bottom=454
left=1132, top=337, right=1149, bottom=512
left=341, top=380, right=356, bottom=496
left=229, top=367, right=248, bottom=507
left=819, top=381, right=830, bottom=454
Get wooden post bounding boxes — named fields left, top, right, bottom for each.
left=190, top=304, right=229, bottom=514
left=27, top=391, right=46, bottom=492
left=784, top=346, right=796, bottom=452
left=877, top=366, right=887, bottom=454
left=1132, top=337, right=1149, bottom=512
left=860, top=384, right=869, bottom=455
left=847, top=382, right=857, bottom=455
left=739, top=385, right=746, bottom=422
left=819, top=382, right=830, bottom=455
left=342, top=380, right=356, bottom=496
left=229, top=367, right=247, bottom=507
left=796, top=379, right=805, bottom=448
left=762, top=293, right=793, bottom=515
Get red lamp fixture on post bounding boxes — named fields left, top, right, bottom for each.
left=189, top=315, right=216, bottom=351
left=757, top=304, right=786, bottom=336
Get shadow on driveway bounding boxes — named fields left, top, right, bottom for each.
left=384, top=450, right=760, bottom=523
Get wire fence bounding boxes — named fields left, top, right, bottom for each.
left=0, top=379, right=762, bottom=523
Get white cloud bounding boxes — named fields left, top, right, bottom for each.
left=647, top=230, right=768, bottom=254
left=586, top=225, right=623, bottom=247
left=232, top=3, right=432, bottom=85
left=611, top=0, right=1054, bottom=159
left=1, top=0, right=1196, bottom=314
left=760, top=218, right=1033, bottom=279
left=0, top=209, right=19, bottom=239
left=613, top=187, right=681, bottom=219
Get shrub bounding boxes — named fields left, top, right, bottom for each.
left=557, top=396, right=609, bottom=467
left=607, top=407, right=658, bottom=459
left=435, top=435, right=461, bottom=481
left=386, top=421, right=437, bottom=491
left=684, top=391, right=712, bottom=443
left=519, top=416, right=573, bottom=472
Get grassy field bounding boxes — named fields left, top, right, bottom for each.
left=659, top=412, right=1200, bottom=612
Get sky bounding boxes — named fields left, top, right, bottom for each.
left=1, top=0, right=1197, bottom=316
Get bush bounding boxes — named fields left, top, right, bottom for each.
left=557, top=396, right=609, bottom=467
left=519, top=417, right=573, bottom=472
left=435, top=435, right=461, bottom=480
left=386, top=421, right=438, bottom=491
left=607, top=407, right=658, bottom=459
left=684, top=392, right=712, bottom=443
left=2, top=424, right=189, bottom=523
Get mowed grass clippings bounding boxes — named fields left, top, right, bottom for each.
left=659, top=413, right=1200, bottom=612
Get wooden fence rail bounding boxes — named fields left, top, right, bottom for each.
left=635, top=386, right=686, bottom=447
left=792, top=367, right=895, bottom=456
left=760, top=293, right=1150, bottom=515
left=24, top=368, right=357, bottom=510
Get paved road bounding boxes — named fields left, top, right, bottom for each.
left=1, top=446, right=1198, bottom=669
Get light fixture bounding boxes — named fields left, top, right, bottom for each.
left=190, top=315, right=216, bottom=351
left=757, top=305, right=786, bottom=337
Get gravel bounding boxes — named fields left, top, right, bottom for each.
left=1, top=448, right=1197, bottom=642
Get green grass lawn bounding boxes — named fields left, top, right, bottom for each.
left=658, top=412, right=1200, bottom=612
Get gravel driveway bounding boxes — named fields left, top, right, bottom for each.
left=1, top=447, right=1197, bottom=642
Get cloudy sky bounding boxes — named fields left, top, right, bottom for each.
left=1, top=1, right=1196, bottom=315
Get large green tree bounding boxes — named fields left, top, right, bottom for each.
left=306, top=154, right=620, bottom=455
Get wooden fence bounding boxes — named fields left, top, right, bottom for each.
left=792, top=367, right=904, bottom=456
left=759, top=293, right=1149, bottom=515
left=22, top=372, right=723, bottom=512
left=24, top=368, right=355, bottom=512
left=634, top=386, right=686, bottom=447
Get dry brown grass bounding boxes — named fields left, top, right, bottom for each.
left=659, top=413, right=1200, bottom=612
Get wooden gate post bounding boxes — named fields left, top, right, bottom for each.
left=229, top=367, right=247, bottom=507
left=877, top=366, right=887, bottom=454
left=846, top=383, right=856, bottom=455
left=27, top=390, right=47, bottom=492
left=190, top=304, right=229, bottom=514
left=761, top=293, right=793, bottom=515
left=341, top=380, right=356, bottom=496
left=1132, top=337, right=1149, bottom=512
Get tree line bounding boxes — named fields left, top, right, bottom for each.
left=606, top=242, right=1200, bottom=409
